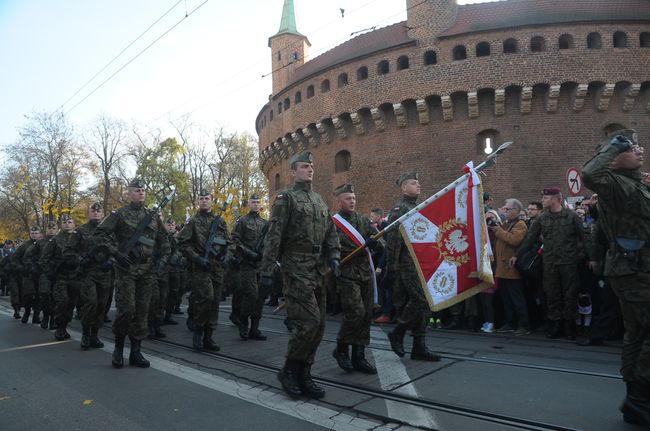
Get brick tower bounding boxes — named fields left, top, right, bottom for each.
left=268, top=0, right=311, bottom=96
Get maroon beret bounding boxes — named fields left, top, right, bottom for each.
left=541, top=187, right=561, bottom=196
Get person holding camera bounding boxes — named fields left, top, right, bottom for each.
left=488, top=200, right=530, bottom=336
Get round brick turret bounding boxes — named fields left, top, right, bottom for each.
left=256, top=0, right=650, bottom=212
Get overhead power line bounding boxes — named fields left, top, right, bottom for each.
left=64, top=0, right=210, bottom=115
left=60, top=0, right=184, bottom=110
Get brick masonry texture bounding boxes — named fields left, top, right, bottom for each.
left=257, top=0, right=650, bottom=214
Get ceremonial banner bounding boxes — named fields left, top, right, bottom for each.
left=399, top=162, right=494, bottom=311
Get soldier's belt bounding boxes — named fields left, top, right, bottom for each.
left=286, top=244, right=322, bottom=254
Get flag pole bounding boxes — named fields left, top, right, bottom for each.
left=273, top=141, right=513, bottom=313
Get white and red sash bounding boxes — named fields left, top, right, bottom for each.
left=332, top=213, right=378, bottom=304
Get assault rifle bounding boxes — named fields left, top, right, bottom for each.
left=201, top=195, right=232, bottom=263
left=117, top=184, right=176, bottom=266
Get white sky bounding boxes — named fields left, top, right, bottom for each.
left=0, top=0, right=489, bottom=146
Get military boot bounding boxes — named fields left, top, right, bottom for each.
left=564, top=320, right=576, bottom=341
left=546, top=319, right=562, bottom=339
left=238, top=316, right=249, bottom=340
left=40, top=313, right=49, bottom=329
left=48, top=314, right=56, bottom=330
left=299, top=363, right=326, bottom=399
left=32, top=307, right=41, bottom=324
left=21, top=305, right=31, bottom=324
left=13, top=307, right=21, bottom=319
left=80, top=326, right=91, bottom=350
left=112, top=335, right=125, bottom=368
left=163, top=310, right=178, bottom=325
left=248, top=318, right=267, bottom=341
left=229, top=312, right=241, bottom=326
left=388, top=323, right=407, bottom=357
left=193, top=326, right=204, bottom=350
left=332, top=341, right=354, bottom=372
left=411, top=336, right=441, bottom=361
left=128, top=337, right=150, bottom=368
left=277, top=359, right=302, bottom=398
left=351, top=345, right=377, bottom=374
left=186, top=317, right=195, bottom=332
left=90, top=327, right=104, bottom=348
left=265, top=294, right=279, bottom=307
left=203, top=326, right=220, bottom=351
left=621, top=382, right=650, bottom=426
left=54, top=324, right=69, bottom=341
left=153, top=322, right=166, bottom=339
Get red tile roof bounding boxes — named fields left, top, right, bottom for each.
left=287, top=21, right=415, bottom=88
left=439, top=0, right=650, bottom=37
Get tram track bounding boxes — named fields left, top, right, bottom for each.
left=144, top=335, right=581, bottom=431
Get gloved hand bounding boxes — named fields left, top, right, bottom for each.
left=194, top=255, right=211, bottom=270
left=330, top=258, right=341, bottom=278
left=364, top=237, right=378, bottom=250
left=259, top=276, right=274, bottom=298
left=114, top=251, right=132, bottom=268
left=610, top=135, right=633, bottom=153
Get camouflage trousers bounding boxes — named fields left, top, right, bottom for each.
left=543, top=262, right=579, bottom=321
left=166, top=271, right=181, bottom=313
left=283, top=272, right=327, bottom=364
left=38, top=274, right=53, bottom=316
left=80, top=269, right=111, bottom=329
left=190, top=266, right=223, bottom=329
left=9, top=277, right=20, bottom=309
left=113, top=264, right=155, bottom=340
left=394, top=272, right=429, bottom=336
left=336, top=276, right=373, bottom=345
left=149, top=273, right=169, bottom=324
left=237, top=267, right=264, bottom=320
left=21, top=275, right=38, bottom=305
left=609, top=273, right=650, bottom=386
left=53, top=277, right=81, bottom=327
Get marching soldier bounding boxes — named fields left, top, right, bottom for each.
left=260, top=150, right=341, bottom=399
left=66, top=202, right=111, bottom=350
left=37, top=222, right=59, bottom=329
left=11, top=226, right=43, bottom=323
left=41, top=214, right=81, bottom=340
left=231, top=193, right=268, bottom=340
left=162, top=218, right=183, bottom=326
left=20, top=226, right=45, bottom=324
left=582, top=129, right=650, bottom=426
left=94, top=178, right=171, bottom=368
left=331, top=183, right=379, bottom=374
left=177, top=189, right=229, bottom=352
left=386, top=172, right=441, bottom=362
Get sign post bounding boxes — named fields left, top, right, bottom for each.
left=566, top=167, right=583, bottom=196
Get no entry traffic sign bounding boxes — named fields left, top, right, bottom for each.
left=566, top=167, right=583, bottom=196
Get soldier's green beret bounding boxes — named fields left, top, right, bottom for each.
left=249, top=193, right=261, bottom=200
left=597, top=128, right=639, bottom=152
left=333, top=183, right=355, bottom=197
left=60, top=214, right=73, bottom=222
left=128, top=178, right=146, bottom=188
left=46, top=221, right=57, bottom=229
left=90, top=201, right=103, bottom=211
left=30, top=225, right=41, bottom=232
left=289, top=150, right=313, bottom=167
left=396, top=172, right=418, bottom=187
left=199, top=188, right=212, bottom=197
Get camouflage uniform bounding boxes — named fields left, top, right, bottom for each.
left=20, top=233, right=43, bottom=324
left=12, top=233, right=40, bottom=322
left=36, top=232, right=56, bottom=328
left=41, top=227, right=81, bottom=339
left=386, top=172, right=440, bottom=361
left=177, top=203, right=229, bottom=350
left=148, top=229, right=183, bottom=337
left=518, top=204, right=588, bottom=336
left=231, top=208, right=268, bottom=339
left=261, top=150, right=340, bottom=398
left=331, top=185, right=380, bottom=374
left=94, top=202, right=171, bottom=340
left=582, top=129, right=650, bottom=425
left=66, top=217, right=112, bottom=348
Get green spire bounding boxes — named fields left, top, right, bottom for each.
left=276, top=0, right=300, bottom=36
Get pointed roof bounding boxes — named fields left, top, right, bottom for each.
left=274, top=0, right=302, bottom=37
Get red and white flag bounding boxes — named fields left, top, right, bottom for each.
left=399, top=162, right=494, bottom=311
